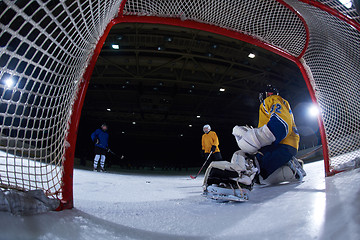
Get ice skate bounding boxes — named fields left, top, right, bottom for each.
left=205, top=182, right=250, bottom=202
left=287, top=157, right=306, bottom=181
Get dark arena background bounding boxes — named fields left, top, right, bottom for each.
left=74, top=23, right=321, bottom=171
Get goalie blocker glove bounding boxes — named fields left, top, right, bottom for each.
left=232, top=125, right=251, bottom=142
left=233, top=125, right=275, bottom=154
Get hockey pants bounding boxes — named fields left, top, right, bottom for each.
left=256, top=144, right=297, bottom=179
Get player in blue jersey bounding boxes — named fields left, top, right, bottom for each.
left=91, top=123, right=109, bottom=172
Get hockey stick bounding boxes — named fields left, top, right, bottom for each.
left=297, top=145, right=322, bottom=160
left=107, top=149, right=124, bottom=160
left=190, top=151, right=213, bottom=179
left=95, top=143, right=124, bottom=160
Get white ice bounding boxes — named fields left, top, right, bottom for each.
left=0, top=150, right=62, bottom=194
left=1, top=160, right=360, bottom=240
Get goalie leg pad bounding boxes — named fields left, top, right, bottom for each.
left=202, top=155, right=258, bottom=201
left=203, top=154, right=258, bottom=190
left=230, top=150, right=247, bottom=169
left=203, top=161, right=242, bottom=188
left=262, top=165, right=297, bottom=184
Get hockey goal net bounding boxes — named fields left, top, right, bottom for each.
left=0, top=0, right=359, bottom=209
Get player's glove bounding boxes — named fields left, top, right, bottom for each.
left=211, top=145, right=216, bottom=152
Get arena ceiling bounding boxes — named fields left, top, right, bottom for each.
left=80, top=23, right=308, bottom=140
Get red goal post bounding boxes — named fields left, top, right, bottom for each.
left=0, top=0, right=359, bottom=210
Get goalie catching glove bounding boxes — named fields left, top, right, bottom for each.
left=232, top=125, right=276, bottom=154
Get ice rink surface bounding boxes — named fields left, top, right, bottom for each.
left=1, top=160, right=360, bottom=240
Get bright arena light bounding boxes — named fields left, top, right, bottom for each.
left=339, top=0, right=352, bottom=8
left=111, top=44, right=119, bottom=49
left=309, top=104, right=320, bottom=118
left=5, top=77, right=14, bottom=87
left=248, top=53, right=256, bottom=59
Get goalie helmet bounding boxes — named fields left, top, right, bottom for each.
left=259, top=84, right=279, bottom=103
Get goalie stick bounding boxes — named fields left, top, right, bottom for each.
left=190, top=151, right=213, bottom=179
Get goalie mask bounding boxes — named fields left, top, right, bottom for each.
left=259, top=84, right=279, bottom=103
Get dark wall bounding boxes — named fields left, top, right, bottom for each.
left=75, top=119, right=243, bottom=168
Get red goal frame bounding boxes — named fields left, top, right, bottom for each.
left=59, top=0, right=360, bottom=209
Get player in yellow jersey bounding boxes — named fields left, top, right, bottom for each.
left=232, top=85, right=306, bottom=183
left=201, top=124, right=223, bottom=164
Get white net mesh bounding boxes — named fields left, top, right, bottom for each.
left=0, top=0, right=121, bottom=198
left=286, top=0, right=360, bottom=171
left=0, top=0, right=359, bottom=204
left=316, top=0, right=360, bottom=24
left=123, top=0, right=308, bottom=57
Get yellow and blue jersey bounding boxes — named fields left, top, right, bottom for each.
left=258, top=95, right=299, bottom=150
